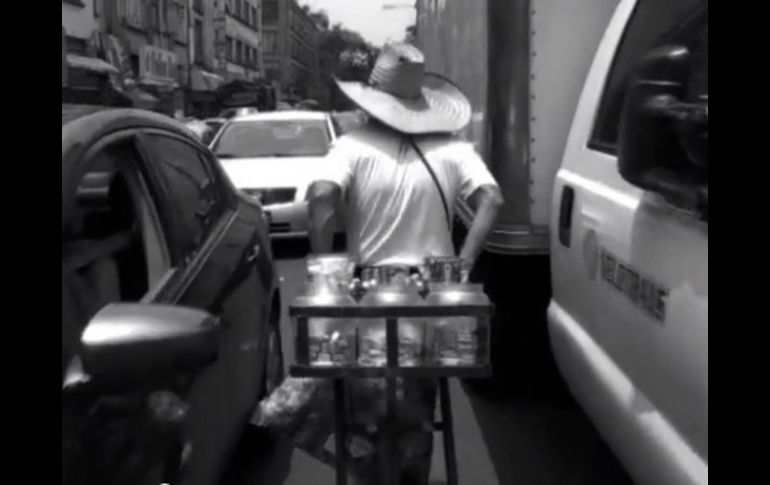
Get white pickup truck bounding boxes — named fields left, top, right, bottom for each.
left=417, top=0, right=708, bottom=483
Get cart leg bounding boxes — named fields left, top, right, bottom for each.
left=384, top=318, right=400, bottom=485
left=385, top=376, right=399, bottom=485
left=334, top=379, right=348, bottom=485
left=439, top=378, right=458, bottom=485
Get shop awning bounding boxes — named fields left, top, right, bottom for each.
left=67, top=54, right=119, bottom=74
left=137, top=77, right=179, bottom=92
left=191, top=68, right=225, bottom=92
left=112, top=86, right=159, bottom=110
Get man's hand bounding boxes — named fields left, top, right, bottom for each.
left=307, top=181, right=343, bottom=254
left=459, top=184, right=503, bottom=268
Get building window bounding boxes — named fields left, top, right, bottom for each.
left=193, top=0, right=203, bottom=13
left=93, top=0, right=101, bottom=17
left=227, top=36, right=235, bottom=61
left=266, top=68, right=280, bottom=81
left=122, top=0, right=146, bottom=30
left=236, top=40, right=244, bottom=64
left=65, top=36, right=88, bottom=55
left=240, top=0, right=247, bottom=19
left=251, top=5, right=258, bottom=27
left=161, top=0, right=170, bottom=33
left=146, top=0, right=160, bottom=32
left=262, top=32, right=278, bottom=53
left=172, top=1, right=187, bottom=43
left=194, top=19, right=204, bottom=65
left=263, top=0, right=278, bottom=25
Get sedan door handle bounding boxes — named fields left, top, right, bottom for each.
left=246, top=243, right=261, bottom=263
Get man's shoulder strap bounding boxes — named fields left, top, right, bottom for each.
left=408, top=137, right=452, bottom=232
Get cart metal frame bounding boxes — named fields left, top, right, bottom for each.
left=290, top=303, right=492, bottom=485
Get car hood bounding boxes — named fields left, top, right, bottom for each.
left=218, top=155, right=330, bottom=196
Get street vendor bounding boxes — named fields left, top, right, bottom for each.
left=307, top=42, right=503, bottom=485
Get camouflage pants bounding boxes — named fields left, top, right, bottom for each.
left=256, top=376, right=438, bottom=484
left=347, top=378, right=437, bottom=485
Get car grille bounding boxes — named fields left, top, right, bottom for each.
left=269, top=222, right=292, bottom=233
left=242, top=188, right=297, bottom=205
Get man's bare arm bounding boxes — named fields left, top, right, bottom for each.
left=307, top=181, right=342, bottom=254
left=459, top=184, right=504, bottom=266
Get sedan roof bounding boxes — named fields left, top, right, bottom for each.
left=232, top=110, right=330, bottom=123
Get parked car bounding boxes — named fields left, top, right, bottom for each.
left=219, top=107, right=260, bottom=119
left=184, top=118, right=210, bottom=141
left=331, top=110, right=367, bottom=136
left=185, top=117, right=227, bottom=146
left=548, top=1, right=708, bottom=484
left=201, top=117, right=226, bottom=145
left=211, top=110, right=340, bottom=238
left=62, top=105, right=284, bottom=485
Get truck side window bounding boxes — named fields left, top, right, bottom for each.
left=589, top=0, right=705, bottom=155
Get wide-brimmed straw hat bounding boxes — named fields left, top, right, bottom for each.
left=334, top=43, right=471, bottom=135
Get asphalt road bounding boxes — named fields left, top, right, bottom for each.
left=222, top=240, right=633, bottom=485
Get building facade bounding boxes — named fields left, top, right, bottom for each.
left=62, top=0, right=100, bottom=54
left=62, top=0, right=115, bottom=104
left=63, top=0, right=232, bottom=117
left=100, top=0, right=194, bottom=116
left=222, top=0, right=264, bottom=82
left=261, top=0, right=320, bottom=103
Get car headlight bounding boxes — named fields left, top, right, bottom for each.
left=242, top=189, right=264, bottom=204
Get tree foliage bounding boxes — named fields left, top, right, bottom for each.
left=307, top=11, right=380, bottom=110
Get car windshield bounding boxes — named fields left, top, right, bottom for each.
left=213, top=119, right=330, bottom=158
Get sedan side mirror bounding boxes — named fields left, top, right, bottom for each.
left=618, top=44, right=708, bottom=217
left=79, top=303, right=220, bottom=381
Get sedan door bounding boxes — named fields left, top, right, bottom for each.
left=139, top=131, right=274, bottom=485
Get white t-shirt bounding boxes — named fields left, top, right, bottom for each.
left=318, top=125, right=498, bottom=266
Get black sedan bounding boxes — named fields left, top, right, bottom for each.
left=62, top=105, right=284, bottom=485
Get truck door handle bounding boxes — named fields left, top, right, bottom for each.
left=558, top=186, right=575, bottom=247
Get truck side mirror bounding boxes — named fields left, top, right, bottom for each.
left=79, top=303, right=220, bottom=382
left=618, top=44, right=708, bottom=217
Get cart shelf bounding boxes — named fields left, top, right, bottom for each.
left=290, top=364, right=491, bottom=379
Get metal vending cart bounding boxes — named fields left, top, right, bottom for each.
left=290, top=258, right=493, bottom=485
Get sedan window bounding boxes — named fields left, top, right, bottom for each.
left=213, top=119, right=331, bottom=158
left=65, top=139, right=172, bottom=334
left=145, top=135, right=227, bottom=255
